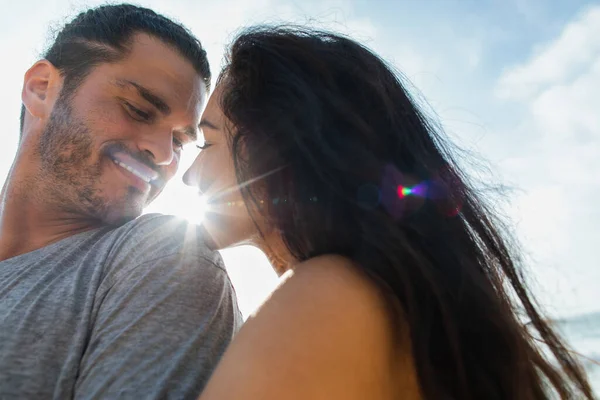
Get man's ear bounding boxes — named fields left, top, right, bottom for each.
left=21, top=60, right=63, bottom=122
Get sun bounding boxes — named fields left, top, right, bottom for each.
left=173, top=186, right=208, bottom=225
left=144, top=180, right=207, bottom=225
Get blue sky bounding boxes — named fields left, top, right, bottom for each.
left=0, top=0, right=598, bottom=318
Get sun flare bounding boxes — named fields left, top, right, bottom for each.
left=176, top=190, right=208, bottom=226
left=145, top=183, right=208, bottom=226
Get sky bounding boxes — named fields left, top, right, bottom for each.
left=0, top=0, right=598, bottom=319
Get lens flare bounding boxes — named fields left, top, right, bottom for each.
left=398, top=186, right=412, bottom=198
left=397, top=182, right=429, bottom=199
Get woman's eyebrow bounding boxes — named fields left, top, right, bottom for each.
left=199, top=118, right=220, bottom=130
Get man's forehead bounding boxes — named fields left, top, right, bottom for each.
left=114, top=33, right=206, bottom=92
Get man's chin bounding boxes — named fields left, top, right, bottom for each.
left=100, top=198, right=146, bottom=227
left=101, top=210, right=141, bottom=227
left=91, top=186, right=157, bottom=226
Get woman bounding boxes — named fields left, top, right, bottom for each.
left=184, top=26, right=594, bottom=399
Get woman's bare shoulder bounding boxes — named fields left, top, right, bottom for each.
left=200, top=253, right=421, bottom=400
left=283, top=254, right=390, bottom=317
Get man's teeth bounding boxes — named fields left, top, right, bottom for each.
left=113, top=159, right=152, bottom=183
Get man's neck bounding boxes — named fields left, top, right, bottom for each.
left=0, top=172, right=101, bottom=262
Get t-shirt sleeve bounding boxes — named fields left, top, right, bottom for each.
left=74, top=216, right=242, bottom=400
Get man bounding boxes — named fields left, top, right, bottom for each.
left=0, top=4, right=242, bottom=399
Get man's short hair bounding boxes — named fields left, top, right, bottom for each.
left=20, top=3, right=210, bottom=132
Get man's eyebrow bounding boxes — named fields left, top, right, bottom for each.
left=116, top=79, right=171, bottom=115
left=199, top=119, right=219, bottom=130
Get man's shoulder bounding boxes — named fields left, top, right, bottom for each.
left=99, top=213, right=227, bottom=288
left=110, top=213, right=219, bottom=263
left=76, top=219, right=242, bottom=400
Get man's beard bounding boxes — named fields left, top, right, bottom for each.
left=37, top=93, right=143, bottom=226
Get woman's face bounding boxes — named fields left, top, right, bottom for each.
left=183, top=86, right=259, bottom=249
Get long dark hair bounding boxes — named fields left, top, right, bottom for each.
left=218, top=26, right=594, bottom=399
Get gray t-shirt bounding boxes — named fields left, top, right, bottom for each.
left=0, top=213, right=243, bottom=399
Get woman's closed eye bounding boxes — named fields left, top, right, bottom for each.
left=197, top=142, right=213, bottom=150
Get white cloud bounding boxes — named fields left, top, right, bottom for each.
left=496, top=5, right=600, bottom=100
left=495, top=5, right=600, bottom=316
left=532, top=57, right=600, bottom=146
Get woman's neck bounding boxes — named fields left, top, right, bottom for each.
left=259, top=233, right=296, bottom=276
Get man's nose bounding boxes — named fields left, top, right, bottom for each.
left=138, top=131, right=175, bottom=166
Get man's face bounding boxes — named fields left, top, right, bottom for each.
left=37, top=33, right=206, bottom=225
